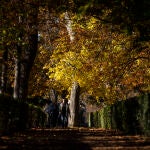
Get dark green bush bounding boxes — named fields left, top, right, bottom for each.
left=92, top=93, right=150, bottom=135
left=0, top=95, right=46, bottom=135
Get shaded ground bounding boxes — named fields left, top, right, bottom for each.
left=0, top=128, right=150, bottom=150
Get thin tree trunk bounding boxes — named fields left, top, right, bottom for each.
left=64, top=12, right=74, bottom=42
left=13, top=59, right=20, bottom=99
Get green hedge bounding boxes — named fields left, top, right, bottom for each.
left=0, top=95, right=46, bottom=135
left=91, top=93, right=150, bottom=135
left=90, top=106, right=111, bottom=128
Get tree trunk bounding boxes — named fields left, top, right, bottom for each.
left=63, top=12, right=80, bottom=127
left=19, top=33, right=38, bottom=99
left=13, top=4, right=39, bottom=100
left=69, top=81, right=80, bottom=127
left=0, top=48, right=8, bottom=95
left=13, top=45, right=21, bottom=99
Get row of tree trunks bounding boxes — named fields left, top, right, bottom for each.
left=0, top=1, right=39, bottom=100
left=13, top=2, right=39, bottom=100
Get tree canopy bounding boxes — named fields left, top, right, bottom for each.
left=43, top=14, right=150, bottom=104
left=0, top=0, right=149, bottom=104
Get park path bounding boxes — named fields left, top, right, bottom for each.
left=0, top=128, right=150, bottom=150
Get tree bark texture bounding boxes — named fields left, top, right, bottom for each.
left=69, top=81, right=80, bottom=127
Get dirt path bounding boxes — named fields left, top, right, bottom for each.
left=0, top=128, right=150, bottom=150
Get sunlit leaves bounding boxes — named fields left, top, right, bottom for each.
left=43, top=13, right=150, bottom=104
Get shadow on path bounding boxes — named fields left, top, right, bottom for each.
left=0, top=128, right=92, bottom=150
left=0, top=128, right=150, bottom=150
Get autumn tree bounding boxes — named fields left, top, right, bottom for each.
left=27, top=0, right=150, bottom=102
left=45, top=15, right=150, bottom=104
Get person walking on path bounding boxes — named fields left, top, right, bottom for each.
left=59, top=98, right=70, bottom=128
left=43, top=100, right=55, bottom=127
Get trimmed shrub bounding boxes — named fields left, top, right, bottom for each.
left=92, top=93, right=150, bottom=135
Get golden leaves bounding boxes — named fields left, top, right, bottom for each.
left=43, top=14, right=150, bottom=103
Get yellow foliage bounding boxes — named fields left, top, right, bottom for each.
left=42, top=14, right=150, bottom=104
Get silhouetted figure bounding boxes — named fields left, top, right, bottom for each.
left=52, top=101, right=59, bottom=127
left=43, top=100, right=54, bottom=127
left=59, top=98, right=70, bottom=128
left=79, top=102, right=86, bottom=127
